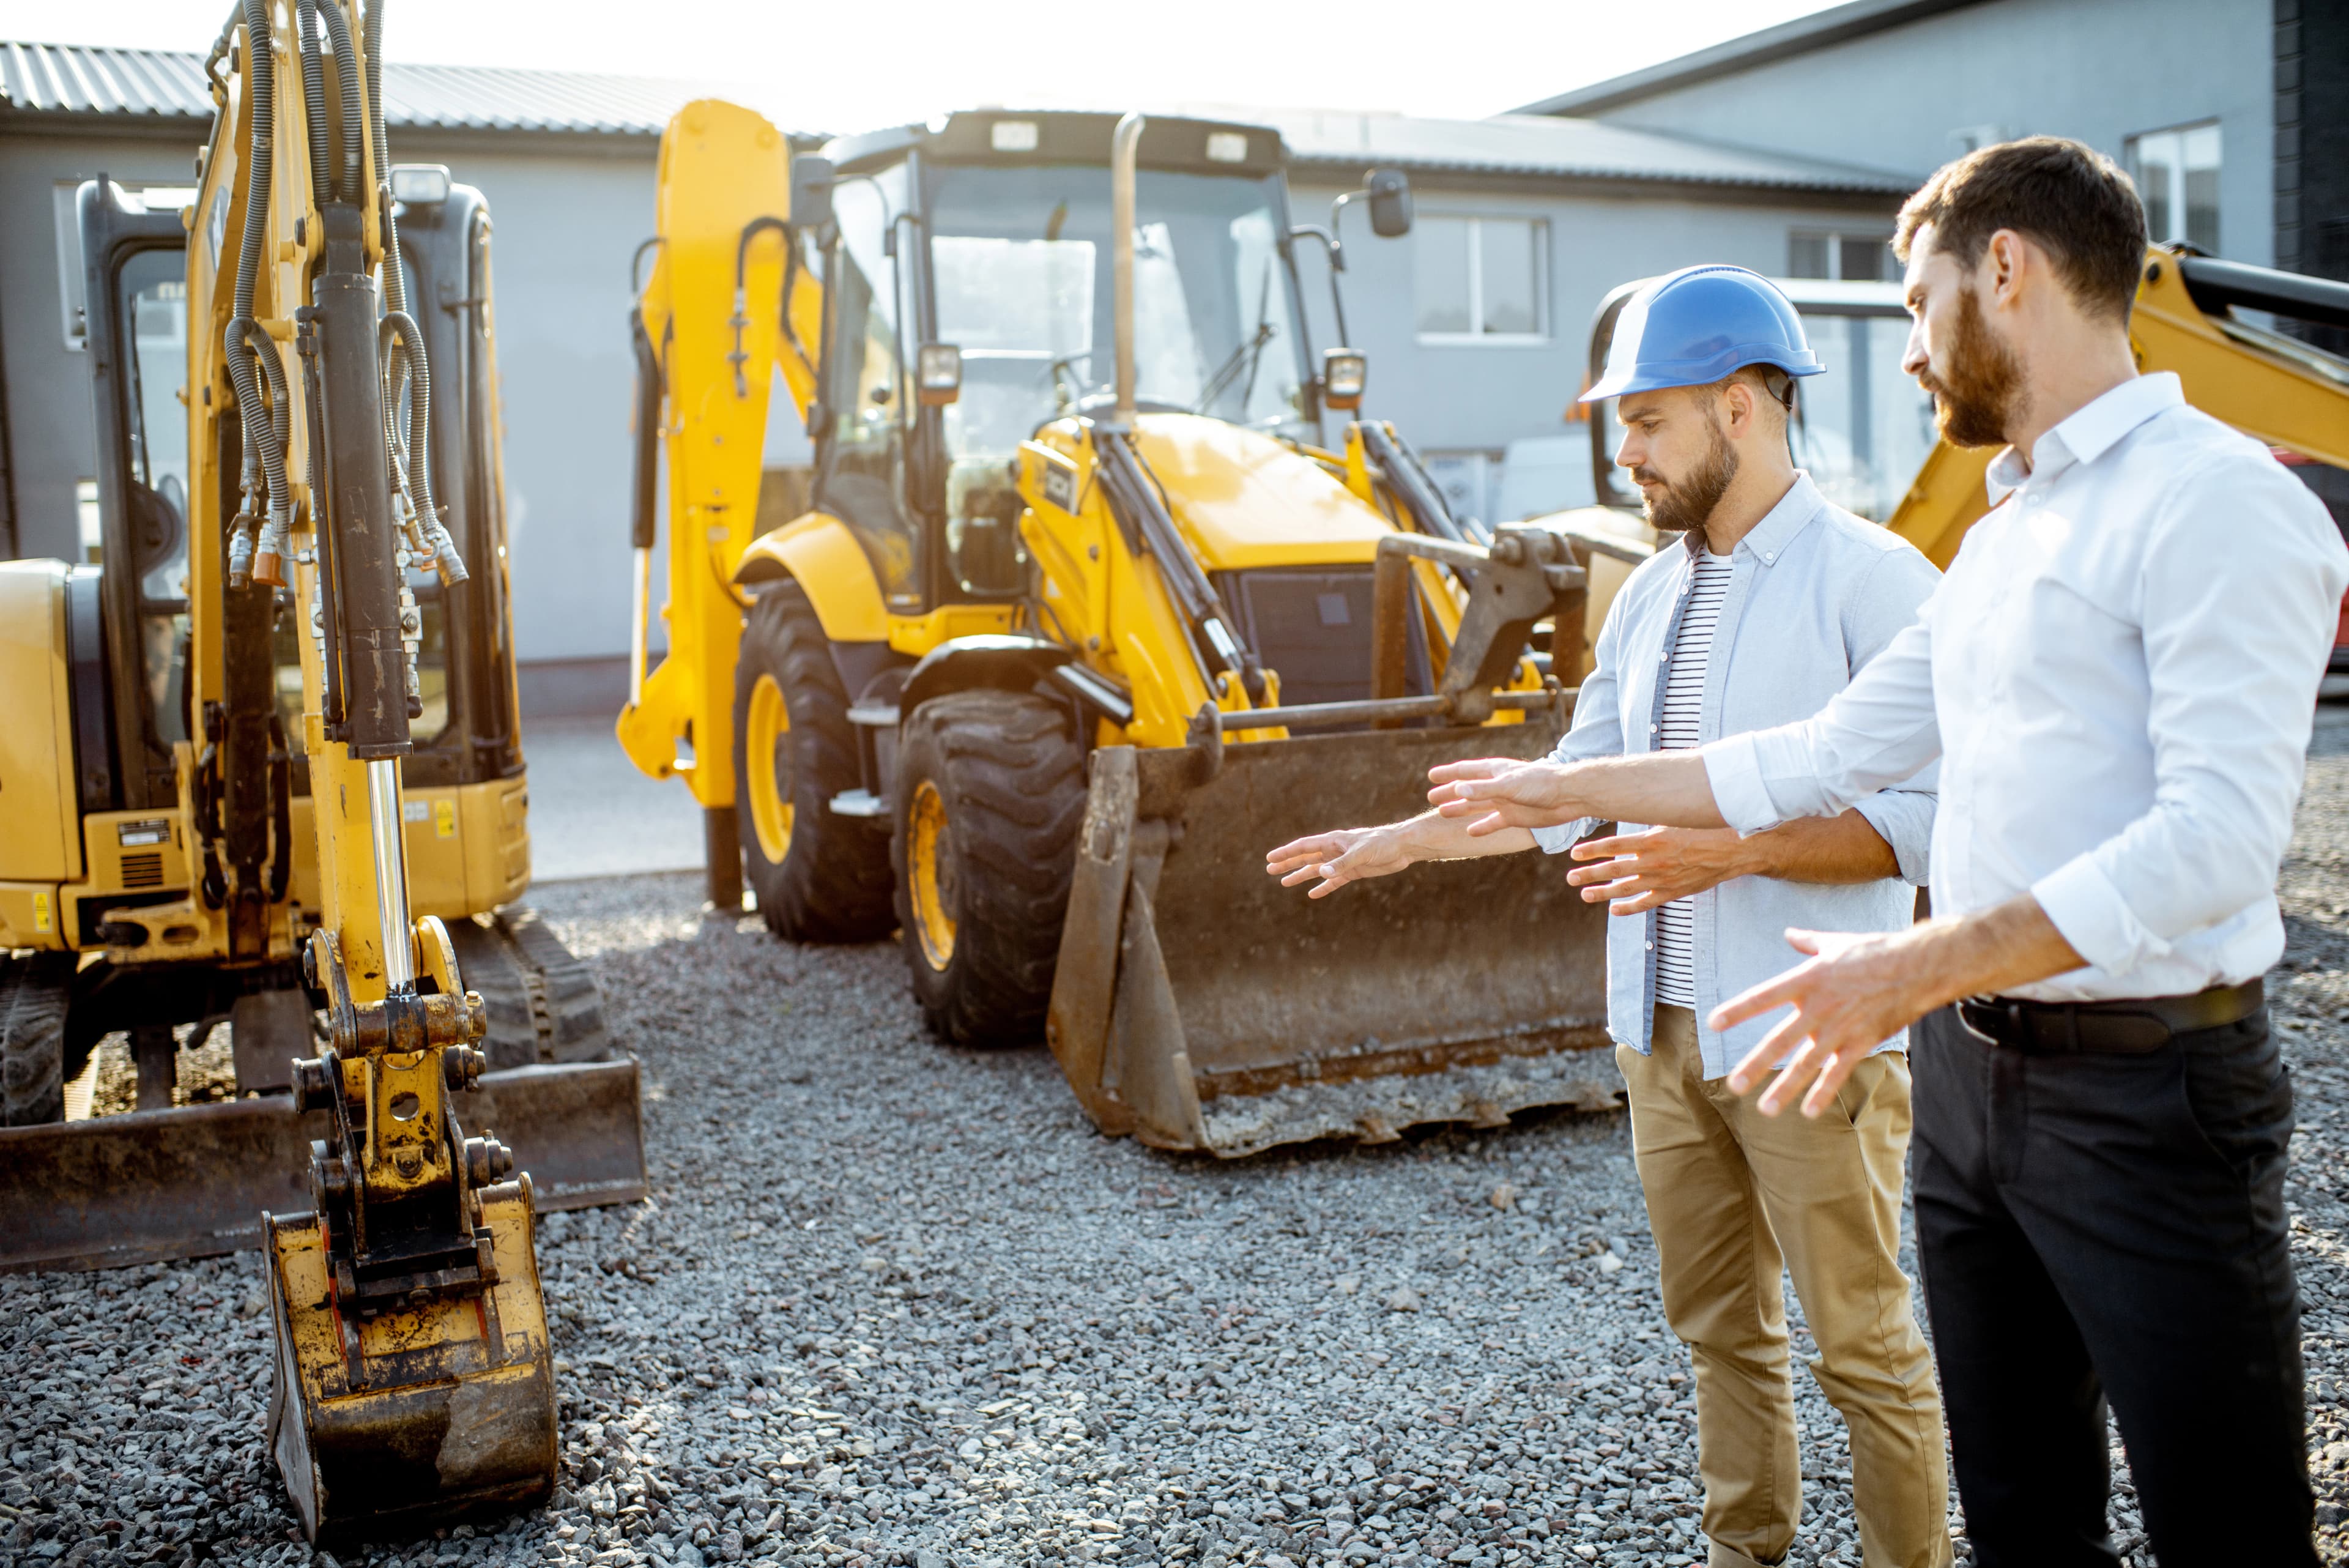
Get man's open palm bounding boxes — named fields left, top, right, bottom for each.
left=1265, top=827, right=1409, bottom=898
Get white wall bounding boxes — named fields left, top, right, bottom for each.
left=1288, top=176, right=1904, bottom=457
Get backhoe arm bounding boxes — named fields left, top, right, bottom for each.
left=617, top=100, right=823, bottom=842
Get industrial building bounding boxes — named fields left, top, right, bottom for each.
left=1, top=41, right=1917, bottom=713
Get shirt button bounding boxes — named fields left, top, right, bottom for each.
left=1763, top=552, right=1774, bottom=562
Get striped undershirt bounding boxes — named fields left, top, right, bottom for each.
left=1653, top=549, right=1734, bottom=1008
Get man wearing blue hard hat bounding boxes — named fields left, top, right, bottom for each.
left=1271, top=265, right=1950, bottom=1567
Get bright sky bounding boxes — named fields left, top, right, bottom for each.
left=2, top=0, right=1845, bottom=129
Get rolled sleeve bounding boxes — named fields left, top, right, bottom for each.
left=2030, top=852, right=2147, bottom=975
left=1853, top=789, right=1934, bottom=886
left=1703, top=734, right=1783, bottom=834
left=1531, top=817, right=1602, bottom=855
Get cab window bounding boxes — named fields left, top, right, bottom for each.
left=817, top=165, right=919, bottom=603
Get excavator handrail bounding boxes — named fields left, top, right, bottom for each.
left=2176, top=253, right=2349, bottom=333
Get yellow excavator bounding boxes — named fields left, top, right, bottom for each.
left=620, top=101, right=1611, bottom=1156
left=0, top=0, right=645, bottom=1540
left=1548, top=246, right=2349, bottom=645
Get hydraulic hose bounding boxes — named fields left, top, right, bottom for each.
left=364, top=0, right=403, bottom=314
left=296, top=0, right=328, bottom=211
left=225, top=0, right=291, bottom=589
left=317, top=0, right=362, bottom=203
left=364, top=0, right=461, bottom=584
left=379, top=311, right=464, bottom=582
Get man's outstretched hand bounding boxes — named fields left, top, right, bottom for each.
left=1713, top=895, right=2084, bottom=1118
left=1567, top=826, right=1752, bottom=914
left=1425, top=757, right=1583, bottom=835
left=1266, top=827, right=1411, bottom=899
left=1713, top=927, right=1928, bottom=1117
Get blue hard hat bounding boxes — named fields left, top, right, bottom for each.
left=1581, top=265, right=1823, bottom=402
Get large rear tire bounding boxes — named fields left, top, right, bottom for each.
left=892, top=689, right=1087, bottom=1045
left=731, top=582, right=895, bottom=941
left=1, top=953, right=74, bottom=1126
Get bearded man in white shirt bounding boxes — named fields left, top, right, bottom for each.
left=1425, top=137, right=2349, bottom=1568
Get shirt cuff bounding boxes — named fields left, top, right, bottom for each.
left=1529, top=817, right=1600, bottom=855
left=1703, top=734, right=1785, bottom=836
left=2028, top=853, right=2151, bottom=976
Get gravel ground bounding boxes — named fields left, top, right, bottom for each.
left=9, top=713, right=2349, bottom=1568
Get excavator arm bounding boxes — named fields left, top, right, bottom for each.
left=617, top=100, right=825, bottom=897
left=1890, top=245, right=2349, bottom=567
left=185, top=0, right=562, bottom=1542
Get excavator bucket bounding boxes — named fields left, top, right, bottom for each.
left=265, top=1180, right=557, bottom=1545
left=1045, top=715, right=1617, bottom=1157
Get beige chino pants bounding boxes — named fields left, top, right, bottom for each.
left=1619, top=1005, right=1951, bottom=1568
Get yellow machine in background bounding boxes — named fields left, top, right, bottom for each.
left=1883, top=247, right=2349, bottom=564
left=622, top=102, right=1611, bottom=1155
left=0, top=0, right=645, bottom=1542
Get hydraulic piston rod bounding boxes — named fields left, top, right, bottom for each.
left=365, top=757, right=415, bottom=990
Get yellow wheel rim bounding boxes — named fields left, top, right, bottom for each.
left=907, top=778, right=957, bottom=971
left=744, top=673, right=795, bottom=865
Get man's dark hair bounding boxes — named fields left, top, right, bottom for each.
left=1894, top=136, right=2148, bottom=321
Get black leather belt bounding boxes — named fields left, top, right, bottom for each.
left=1957, top=978, right=2265, bottom=1055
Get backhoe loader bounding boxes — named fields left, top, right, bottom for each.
left=0, top=0, right=644, bottom=1540
left=1548, top=248, right=2349, bottom=637
left=620, top=102, right=1612, bottom=1156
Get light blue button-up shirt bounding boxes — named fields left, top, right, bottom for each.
left=1531, top=473, right=1940, bottom=1077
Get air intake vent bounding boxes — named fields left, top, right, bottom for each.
left=121, top=853, right=165, bottom=890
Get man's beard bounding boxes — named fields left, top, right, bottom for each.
left=1636, top=416, right=1739, bottom=535
left=1917, top=285, right=2024, bottom=448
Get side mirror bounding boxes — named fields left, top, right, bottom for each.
left=790, top=155, right=836, bottom=231
left=1323, top=348, right=1367, bottom=411
left=1367, top=168, right=1412, bottom=238
left=917, top=343, right=963, bottom=407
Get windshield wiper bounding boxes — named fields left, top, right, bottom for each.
left=1193, top=262, right=1278, bottom=416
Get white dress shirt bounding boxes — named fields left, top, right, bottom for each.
left=1706, top=373, right=2349, bottom=1002
left=1532, top=473, right=1940, bottom=1073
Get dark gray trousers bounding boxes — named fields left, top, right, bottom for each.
left=1910, top=1000, right=2317, bottom=1567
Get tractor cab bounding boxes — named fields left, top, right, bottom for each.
left=788, top=110, right=1370, bottom=614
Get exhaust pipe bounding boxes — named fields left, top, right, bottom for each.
left=1111, top=113, right=1143, bottom=425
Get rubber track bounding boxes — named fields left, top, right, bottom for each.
left=733, top=582, right=894, bottom=942
left=1, top=953, right=74, bottom=1126
left=894, top=689, right=1087, bottom=1045
left=445, top=908, right=613, bottom=1070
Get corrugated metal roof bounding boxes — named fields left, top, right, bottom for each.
left=1, top=39, right=1914, bottom=191
left=1259, top=108, right=1917, bottom=193
left=0, top=39, right=746, bottom=138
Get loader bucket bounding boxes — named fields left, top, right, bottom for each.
left=0, top=1060, right=645, bottom=1274
left=1046, top=716, right=1617, bottom=1157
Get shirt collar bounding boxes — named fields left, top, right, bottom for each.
left=1983, top=373, right=2185, bottom=504
left=1681, top=472, right=1825, bottom=568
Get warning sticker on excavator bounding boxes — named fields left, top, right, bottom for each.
left=436, top=800, right=457, bottom=838
left=32, top=891, right=51, bottom=934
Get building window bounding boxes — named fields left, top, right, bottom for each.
left=1787, top=230, right=1891, bottom=281
left=2126, top=121, right=2221, bottom=253
left=1416, top=216, right=1548, bottom=342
